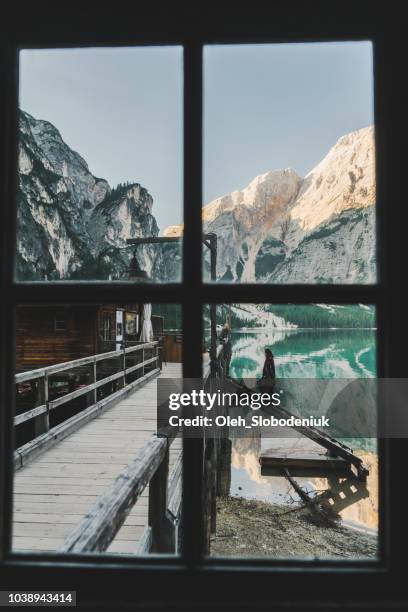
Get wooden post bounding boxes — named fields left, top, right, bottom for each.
left=209, top=377, right=218, bottom=535
left=87, top=358, right=97, bottom=406
left=202, top=437, right=213, bottom=554
left=120, top=347, right=126, bottom=389
left=217, top=437, right=232, bottom=497
left=93, top=358, right=97, bottom=403
left=210, top=436, right=217, bottom=534
left=35, top=374, right=49, bottom=437
left=208, top=233, right=217, bottom=282
left=208, top=233, right=218, bottom=378
left=142, top=348, right=145, bottom=378
left=157, top=343, right=162, bottom=371
left=148, top=443, right=175, bottom=552
left=210, top=305, right=217, bottom=377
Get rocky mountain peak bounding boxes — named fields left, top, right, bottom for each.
left=17, top=111, right=376, bottom=285
left=17, top=110, right=162, bottom=280
left=163, top=125, right=375, bottom=283
left=163, top=224, right=183, bottom=237
left=202, top=167, right=302, bottom=226
left=290, top=126, right=375, bottom=235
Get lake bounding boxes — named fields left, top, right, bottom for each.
left=227, top=328, right=378, bottom=538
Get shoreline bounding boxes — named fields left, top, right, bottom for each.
left=211, top=496, right=377, bottom=559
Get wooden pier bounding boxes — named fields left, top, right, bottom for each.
left=259, top=431, right=351, bottom=477
left=12, top=344, right=182, bottom=555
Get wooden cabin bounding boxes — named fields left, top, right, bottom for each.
left=15, top=304, right=145, bottom=372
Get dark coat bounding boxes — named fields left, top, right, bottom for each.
left=219, top=328, right=232, bottom=357
left=262, top=356, right=276, bottom=379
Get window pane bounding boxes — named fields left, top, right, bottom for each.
left=203, top=303, right=378, bottom=559
left=203, top=43, right=375, bottom=284
left=16, top=47, right=182, bottom=282
left=13, top=303, right=182, bottom=556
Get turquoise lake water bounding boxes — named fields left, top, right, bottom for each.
left=226, top=328, right=378, bottom=539
left=229, top=328, right=376, bottom=380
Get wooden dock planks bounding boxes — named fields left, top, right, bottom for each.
left=13, top=363, right=182, bottom=555
left=259, top=432, right=351, bottom=477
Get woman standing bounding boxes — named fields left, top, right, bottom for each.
left=259, top=348, right=276, bottom=392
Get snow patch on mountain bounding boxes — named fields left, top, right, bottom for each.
left=231, top=304, right=298, bottom=329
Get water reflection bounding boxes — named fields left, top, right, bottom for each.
left=230, top=329, right=376, bottom=382
left=215, top=326, right=379, bottom=555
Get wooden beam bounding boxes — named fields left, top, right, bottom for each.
left=61, top=436, right=167, bottom=553
left=229, top=378, right=369, bottom=479
left=125, top=356, right=157, bottom=376
left=148, top=442, right=175, bottom=553
left=14, top=368, right=160, bottom=469
left=260, top=449, right=350, bottom=472
left=48, top=358, right=157, bottom=411
left=14, top=404, right=47, bottom=427
left=15, top=344, right=158, bottom=384
left=125, top=342, right=157, bottom=354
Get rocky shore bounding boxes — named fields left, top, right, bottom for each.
left=211, top=496, right=377, bottom=559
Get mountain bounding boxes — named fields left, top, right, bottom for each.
left=269, top=126, right=375, bottom=284
left=206, top=303, right=375, bottom=330
left=17, top=111, right=375, bottom=285
left=17, top=110, right=177, bottom=280
left=166, top=126, right=376, bottom=284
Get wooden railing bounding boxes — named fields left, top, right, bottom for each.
left=14, top=340, right=183, bottom=555
left=15, top=343, right=223, bottom=554
left=61, top=433, right=179, bottom=554
left=14, top=342, right=160, bottom=468
left=59, top=347, right=224, bottom=555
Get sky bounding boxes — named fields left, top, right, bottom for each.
left=20, top=42, right=373, bottom=232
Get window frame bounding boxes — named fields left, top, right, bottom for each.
left=0, top=9, right=405, bottom=609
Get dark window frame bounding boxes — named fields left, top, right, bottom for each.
left=0, top=7, right=406, bottom=609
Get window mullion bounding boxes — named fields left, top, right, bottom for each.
left=181, top=40, right=205, bottom=565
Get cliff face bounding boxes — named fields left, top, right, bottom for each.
left=17, top=110, right=167, bottom=280
left=166, top=126, right=376, bottom=284
left=202, top=169, right=302, bottom=282
left=269, top=126, right=376, bottom=284
left=17, top=111, right=375, bottom=285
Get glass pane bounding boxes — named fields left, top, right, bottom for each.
left=13, top=303, right=182, bottom=556
left=17, top=47, right=182, bottom=282
left=203, top=43, right=375, bottom=283
left=202, top=303, right=378, bottom=559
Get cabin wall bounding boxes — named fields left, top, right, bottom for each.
left=163, top=333, right=183, bottom=363
left=16, top=303, right=144, bottom=371
left=15, top=306, right=98, bottom=372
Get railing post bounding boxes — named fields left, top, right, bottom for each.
left=210, top=304, right=217, bottom=377
left=217, top=437, right=232, bottom=498
left=35, top=373, right=49, bottom=436
left=148, top=441, right=175, bottom=552
left=93, top=357, right=97, bottom=404
left=121, top=347, right=126, bottom=389
left=142, top=348, right=145, bottom=377
left=86, top=357, right=97, bottom=407
left=156, top=342, right=161, bottom=371
left=203, top=436, right=213, bottom=554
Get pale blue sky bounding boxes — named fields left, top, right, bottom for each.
left=20, top=42, right=373, bottom=232
left=19, top=47, right=183, bottom=231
